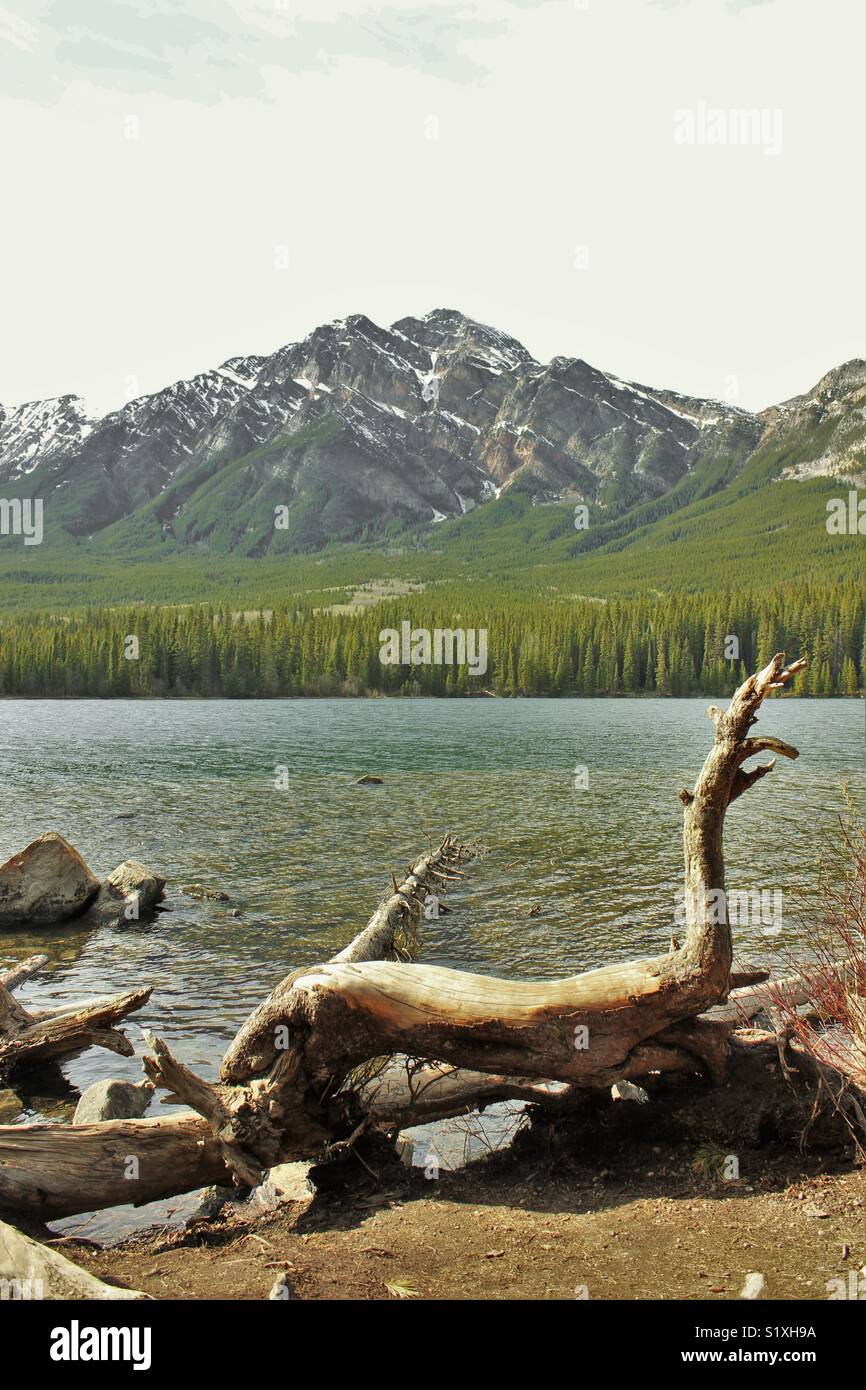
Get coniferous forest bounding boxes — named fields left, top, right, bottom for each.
left=0, top=580, right=861, bottom=698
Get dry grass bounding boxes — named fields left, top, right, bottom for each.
left=771, top=791, right=866, bottom=1147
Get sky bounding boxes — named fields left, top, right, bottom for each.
left=0, top=0, right=864, bottom=416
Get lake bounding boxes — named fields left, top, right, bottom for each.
left=0, top=696, right=863, bottom=1228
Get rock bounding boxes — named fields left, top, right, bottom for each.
left=269, top=1162, right=314, bottom=1202
left=0, top=832, right=100, bottom=928
left=740, top=1272, right=766, bottom=1300
left=611, top=1080, right=649, bottom=1104
left=228, top=908, right=242, bottom=918
left=191, top=1184, right=236, bottom=1220
left=180, top=883, right=230, bottom=902
left=0, top=1219, right=149, bottom=1299
left=355, top=774, right=384, bottom=785
left=82, top=860, right=166, bottom=928
left=267, top=1271, right=295, bottom=1300
left=253, top=1162, right=314, bottom=1211
left=73, top=1078, right=154, bottom=1124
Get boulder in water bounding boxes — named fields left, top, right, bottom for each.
left=82, top=860, right=166, bottom=928
left=73, top=1078, right=154, bottom=1124
left=0, top=833, right=99, bottom=928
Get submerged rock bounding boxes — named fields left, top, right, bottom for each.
left=0, top=832, right=100, bottom=928
left=180, top=883, right=230, bottom=902
left=73, top=1078, right=154, bottom=1125
left=81, top=860, right=166, bottom=928
left=355, top=774, right=384, bottom=785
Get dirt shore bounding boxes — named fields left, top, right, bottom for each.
left=69, top=1070, right=865, bottom=1302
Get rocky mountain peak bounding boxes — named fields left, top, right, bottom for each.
left=2, top=314, right=861, bottom=550
left=0, top=393, right=94, bottom=478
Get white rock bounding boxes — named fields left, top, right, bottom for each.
left=253, top=1162, right=314, bottom=1211
left=611, top=1080, right=649, bottom=1104
left=740, top=1272, right=766, bottom=1300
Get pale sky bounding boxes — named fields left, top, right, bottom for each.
left=1, top=0, right=864, bottom=416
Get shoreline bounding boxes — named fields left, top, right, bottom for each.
left=68, top=1067, right=866, bottom=1302
left=0, top=692, right=859, bottom=702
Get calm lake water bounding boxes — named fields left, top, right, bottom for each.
left=1, top=697, right=863, bottom=1231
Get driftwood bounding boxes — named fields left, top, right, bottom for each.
left=147, top=652, right=807, bottom=1183
left=0, top=950, right=151, bottom=1082
left=1, top=652, right=832, bottom=1222
left=0, top=1217, right=149, bottom=1299
left=0, top=839, right=476, bottom=1219
left=0, top=955, right=49, bottom=992
left=0, top=1114, right=226, bottom=1221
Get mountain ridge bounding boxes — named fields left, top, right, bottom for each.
left=1, top=310, right=864, bottom=555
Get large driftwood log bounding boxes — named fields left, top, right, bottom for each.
left=0, top=1114, right=226, bottom=1222
left=143, top=653, right=807, bottom=1182
left=0, top=654, right=815, bottom=1218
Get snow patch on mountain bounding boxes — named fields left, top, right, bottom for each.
left=0, top=395, right=94, bottom=477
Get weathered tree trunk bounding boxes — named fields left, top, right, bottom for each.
left=0, top=1217, right=149, bottom=1298
left=0, top=983, right=827, bottom=1222
left=0, top=654, right=813, bottom=1218
left=140, top=653, right=807, bottom=1184
left=0, top=1114, right=226, bottom=1222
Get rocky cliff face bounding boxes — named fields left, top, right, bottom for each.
left=1, top=311, right=862, bottom=552
left=762, top=359, right=866, bottom=481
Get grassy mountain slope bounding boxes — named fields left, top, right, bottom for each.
left=0, top=455, right=859, bottom=613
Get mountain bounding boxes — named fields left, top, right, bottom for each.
left=761, top=360, right=866, bottom=481
left=0, top=395, right=93, bottom=479
left=1, top=311, right=864, bottom=555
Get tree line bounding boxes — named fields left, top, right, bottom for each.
left=0, top=581, right=861, bottom=698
